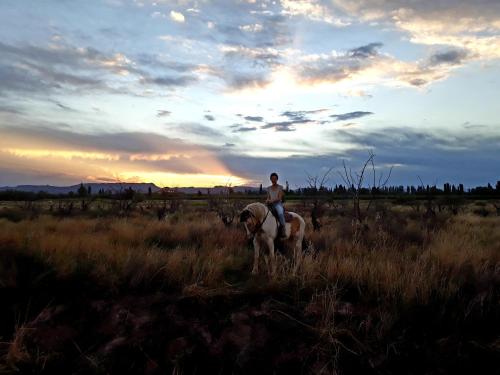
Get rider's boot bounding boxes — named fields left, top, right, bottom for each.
left=278, top=224, right=287, bottom=239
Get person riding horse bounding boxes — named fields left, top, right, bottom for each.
left=266, top=172, right=287, bottom=239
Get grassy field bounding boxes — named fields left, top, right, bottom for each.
left=0, top=199, right=499, bottom=374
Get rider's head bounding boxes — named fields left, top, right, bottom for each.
left=270, top=172, right=278, bottom=185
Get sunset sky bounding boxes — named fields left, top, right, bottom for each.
left=1, top=0, right=499, bottom=188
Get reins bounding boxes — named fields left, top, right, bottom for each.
left=250, top=205, right=271, bottom=234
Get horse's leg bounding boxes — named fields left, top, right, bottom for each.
left=265, top=236, right=276, bottom=276
left=252, top=236, right=261, bottom=275
left=293, top=234, right=303, bottom=275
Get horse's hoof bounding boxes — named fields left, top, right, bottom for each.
left=251, top=269, right=258, bottom=275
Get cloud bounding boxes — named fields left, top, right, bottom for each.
left=293, top=41, right=457, bottom=88
left=348, top=42, right=383, bottom=58
left=261, top=119, right=311, bottom=132
left=140, top=75, right=198, bottom=87
left=232, top=126, right=257, bottom=133
left=331, top=111, right=373, bottom=121
left=332, top=0, right=500, bottom=60
left=170, top=10, right=185, bottom=23
left=293, top=43, right=381, bottom=85
left=220, top=125, right=500, bottom=187
left=170, top=122, right=222, bottom=138
left=281, top=109, right=328, bottom=121
left=0, top=41, right=206, bottom=99
left=225, top=74, right=271, bottom=91
left=243, top=115, right=264, bottom=122
left=53, top=101, right=77, bottom=112
left=0, top=102, right=23, bottom=115
left=239, top=23, right=264, bottom=33
left=0, top=123, right=243, bottom=186
left=280, top=0, right=350, bottom=26
left=157, top=110, right=172, bottom=117
left=0, top=125, right=195, bottom=154
left=220, top=45, right=283, bottom=68
left=429, top=48, right=469, bottom=66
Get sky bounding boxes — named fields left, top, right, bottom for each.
left=0, top=0, right=499, bottom=188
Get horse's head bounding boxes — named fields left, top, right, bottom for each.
left=239, top=207, right=259, bottom=239
left=239, top=209, right=252, bottom=223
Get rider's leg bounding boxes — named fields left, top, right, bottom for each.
left=273, top=202, right=286, bottom=237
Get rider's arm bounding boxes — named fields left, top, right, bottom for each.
left=279, top=187, right=284, bottom=203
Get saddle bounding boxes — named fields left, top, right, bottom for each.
left=267, top=204, right=293, bottom=223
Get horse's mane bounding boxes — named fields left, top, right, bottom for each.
left=245, top=202, right=267, bottom=220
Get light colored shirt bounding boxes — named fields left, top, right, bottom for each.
left=267, top=184, right=283, bottom=202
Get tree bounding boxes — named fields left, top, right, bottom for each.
left=208, top=183, right=242, bottom=226
left=337, top=151, right=393, bottom=223
left=305, top=166, right=334, bottom=231
left=77, top=183, right=87, bottom=197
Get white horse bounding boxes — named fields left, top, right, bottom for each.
left=239, top=202, right=306, bottom=275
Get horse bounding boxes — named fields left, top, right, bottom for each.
left=239, top=202, right=306, bottom=275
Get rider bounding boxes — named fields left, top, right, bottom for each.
left=266, top=172, right=287, bottom=239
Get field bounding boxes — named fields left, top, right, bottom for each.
left=1, top=198, right=500, bottom=374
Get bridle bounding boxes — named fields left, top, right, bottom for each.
left=247, top=205, right=273, bottom=235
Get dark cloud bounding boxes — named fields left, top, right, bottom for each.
left=261, top=119, right=311, bottom=132
left=429, top=48, right=469, bottom=66
left=204, top=114, right=215, bottom=121
left=224, top=73, right=271, bottom=91
left=348, top=42, right=383, bottom=58
left=408, top=78, right=427, bottom=87
left=232, top=126, right=257, bottom=132
left=221, top=126, right=500, bottom=187
left=0, top=125, right=197, bottom=154
left=0, top=102, right=23, bottom=115
left=243, top=115, right=264, bottom=122
left=331, top=111, right=374, bottom=121
left=0, top=62, right=101, bottom=95
left=53, top=101, right=77, bottom=112
left=259, top=109, right=330, bottom=131
left=136, top=53, right=200, bottom=72
left=281, top=110, right=309, bottom=122
left=140, top=75, right=198, bottom=87
left=222, top=46, right=283, bottom=69
left=0, top=41, right=204, bottom=98
left=157, top=110, right=172, bottom=117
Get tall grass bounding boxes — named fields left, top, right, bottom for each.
left=1, top=206, right=499, bottom=374
left=1, top=210, right=498, bottom=302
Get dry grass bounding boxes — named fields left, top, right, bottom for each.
left=1, top=204, right=499, bottom=374
left=0, top=209, right=498, bottom=301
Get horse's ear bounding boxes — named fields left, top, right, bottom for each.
left=239, top=209, right=251, bottom=222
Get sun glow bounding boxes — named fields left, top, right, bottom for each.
left=3, top=148, right=120, bottom=161
left=118, top=171, right=247, bottom=188
left=1, top=147, right=248, bottom=188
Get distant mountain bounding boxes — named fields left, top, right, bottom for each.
left=0, top=183, right=260, bottom=195
left=0, top=183, right=161, bottom=195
